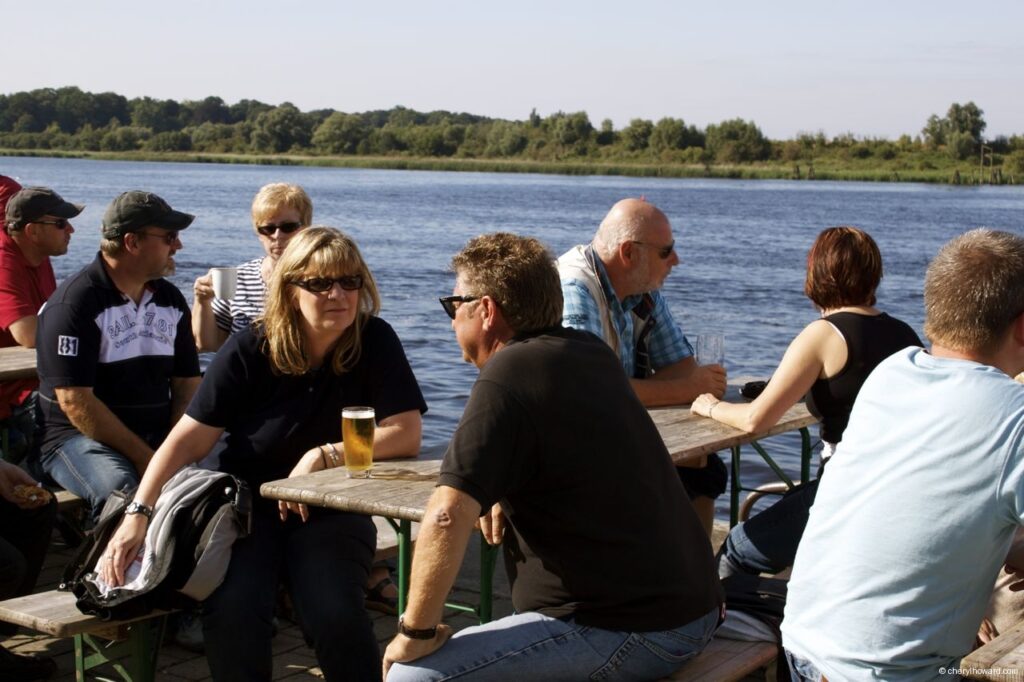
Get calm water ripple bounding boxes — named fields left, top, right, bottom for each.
left=5, top=157, right=1023, bottom=513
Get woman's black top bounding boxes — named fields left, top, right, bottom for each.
left=807, top=312, right=922, bottom=444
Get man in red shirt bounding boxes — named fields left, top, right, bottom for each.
left=0, top=184, right=82, bottom=456
left=0, top=180, right=81, bottom=681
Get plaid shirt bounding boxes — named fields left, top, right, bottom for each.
left=561, top=253, right=693, bottom=376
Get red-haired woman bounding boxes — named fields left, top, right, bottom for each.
left=692, top=226, right=922, bottom=578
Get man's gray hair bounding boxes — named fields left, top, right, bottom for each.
left=924, top=228, right=1024, bottom=354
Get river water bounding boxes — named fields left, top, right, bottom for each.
left=4, top=156, right=1023, bottom=509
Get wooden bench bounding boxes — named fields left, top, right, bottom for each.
left=0, top=589, right=170, bottom=682
left=663, top=637, right=778, bottom=681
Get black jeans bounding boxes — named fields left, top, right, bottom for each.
left=201, top=505, right=379, bottom=681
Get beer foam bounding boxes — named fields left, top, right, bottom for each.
left=343, top=408, right=375, bottom=419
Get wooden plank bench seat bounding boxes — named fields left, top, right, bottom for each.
left=662, top=637, right=778, bottom=681
left=0, top=589, right=171, bottom=681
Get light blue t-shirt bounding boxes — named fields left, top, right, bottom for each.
left=782, top=348, right=1024, bottom=681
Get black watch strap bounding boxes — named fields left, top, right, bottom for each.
left=124, top=501, right=154, bottom=520
left=398, top=616, right=437, bottom=640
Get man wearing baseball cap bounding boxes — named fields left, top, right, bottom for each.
left=0, top=179, right=73, bottom=681
left=31, top=191, right=201, bottom=519
left=0, top=184, right=82, bottom=457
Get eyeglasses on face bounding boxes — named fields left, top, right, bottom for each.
left=632, top=240, right=676, bottom=260
left=291, top=275, right=363, bottom=293
left=33, top=218, right=72, bottom=230
left=256, top=221, right=303, bottom=237
left=137, top=230, right=179, bottom=245
left=439, top=295, right=479, bottom=319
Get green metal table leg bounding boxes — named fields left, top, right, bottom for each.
left=750, top=441, right=795, bottom=489
left=477, top=534, right=499, bottom=624
left=387, top=517, right=412, bottom=616
left=74, top=615, right=166, bottom=682
left=730, top=445, right=742, bottom=527
left=800, top=427, right=812, bottom=484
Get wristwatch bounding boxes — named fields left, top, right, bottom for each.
left=398, top=615, right=437, bottom=640
left=124, top=501, right=154, bottom=520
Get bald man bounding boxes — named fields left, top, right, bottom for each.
left=558, top=198, right=727, bottom=534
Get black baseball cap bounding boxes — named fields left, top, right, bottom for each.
left=102, top=191, right=194, bottom=239
left=6, top=186, right=84, bottom=230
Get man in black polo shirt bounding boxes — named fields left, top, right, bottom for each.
left=32, top=191, right=201, bottom=518
left=384, top=233, right=722, bottom=681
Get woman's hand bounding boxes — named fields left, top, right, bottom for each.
left=691, top=393, right=721, bottom=419
left=278, top=446, right=330, bottom=523
left=193, top=273, right=214, bottom=304
left=99, top=513, right=149, bottom=587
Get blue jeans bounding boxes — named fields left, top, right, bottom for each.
left=35, top=434, right=141, bottom=520
left=387, top=607, right=720, bottom=681
left=718, top=479, right=819, bottom=578
left=784, top=649, right=824, bottom=682
left=203, top=505, right=379, bottom=682
left=1, top=392, right=38, bottom=463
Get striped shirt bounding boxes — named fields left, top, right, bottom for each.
left=211, top=257, right=265, bottom=337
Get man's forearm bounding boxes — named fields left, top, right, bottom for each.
left=401, top=486, right=481, bottom=628
left=58, top=390, right=153, bottom=471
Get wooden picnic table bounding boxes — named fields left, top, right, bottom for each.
left=0, top=345, right=36, bottom=381
left=961, top=619, right=1024, bottom=679
left=651, top=387, right=818, bottom=525
left=261, top=396, right=818, bottom=617
left=260, top=460, right=482, bottom=620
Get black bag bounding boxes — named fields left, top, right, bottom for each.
left=59, top=468, right=251, bottom=621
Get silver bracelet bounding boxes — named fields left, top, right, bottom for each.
left=709, top=401, right=720, bottom=420
left=326, top=442, right=342, bottom=467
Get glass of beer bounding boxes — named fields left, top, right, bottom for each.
left=341, top=406, right=375, bottom=478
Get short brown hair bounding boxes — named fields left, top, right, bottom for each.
left=261, top=227, right=380, bottom=375
left=251, top=183, right=313, bottom=228
left=450, top=232, right=562, bottom=334
left=804, top=226, right=882, bottom=309
left=924, top=229, right=1024, bottom=354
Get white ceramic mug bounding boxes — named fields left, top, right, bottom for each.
left=210, top=267, right=237, bottom=299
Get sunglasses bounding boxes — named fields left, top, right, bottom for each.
left=439, top=295, right=479, bottom=319
left=33, top=218, right=72, bottom=230
left=256, top=221, right=303, bottom=237
left=137, top=230, right=179, bottom=245
left=291, top=275, right=363, bottom=293
left=632, top=240, right=675, bottom=260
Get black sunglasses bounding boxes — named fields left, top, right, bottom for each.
left=439, top=295, right=479, bottom=319
left=33, top=218, right=72, bottom=230
left=291, top=275, right=363, bottom=293
left=256, top=221, right=303, bottom=237
left=632, top=240, right=675, bottom=260
left=137, top=230, right=179, bottom=245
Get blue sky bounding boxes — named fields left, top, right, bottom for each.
left=6, top=0, right=1022, bottom=139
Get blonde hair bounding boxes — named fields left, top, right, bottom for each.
left=260, top=227, right=381, bottom=375
left=924, top=229, right=1024, bottom=354
left=251, top=183, right=313, bottom=228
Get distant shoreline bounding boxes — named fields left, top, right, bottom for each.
left=1, top=148, right=1017, bottom=186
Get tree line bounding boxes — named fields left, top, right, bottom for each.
left=1, top=87, right=1022, bottom=174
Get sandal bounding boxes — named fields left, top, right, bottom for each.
left=365, top=576, right=399, bottom=615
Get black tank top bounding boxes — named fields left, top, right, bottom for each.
left=807, top=312, right=923, bottom=444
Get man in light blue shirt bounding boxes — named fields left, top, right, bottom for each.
left=557, top=198, right=727, bottom=534
left=782, top=229, right=1024, bottom=681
